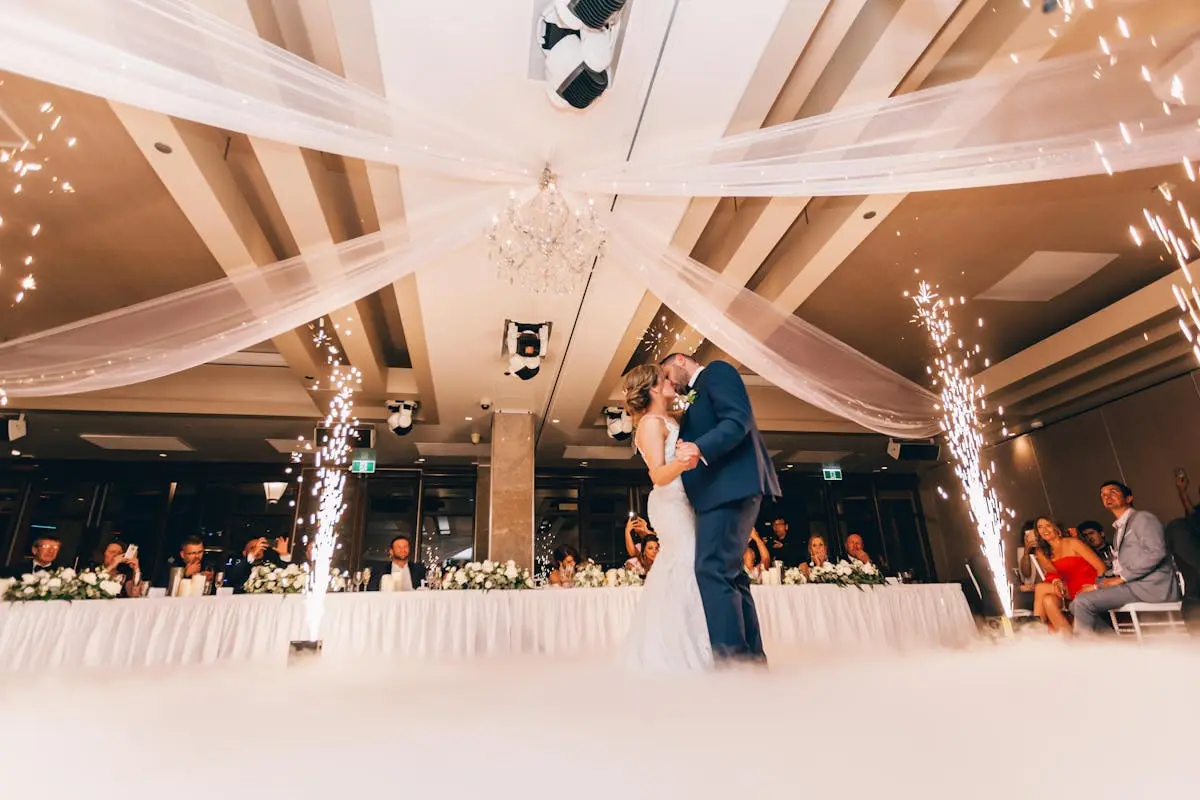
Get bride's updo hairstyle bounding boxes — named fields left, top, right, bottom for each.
left=622, top=365, right=662, bottom=419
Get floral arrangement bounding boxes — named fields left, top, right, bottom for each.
left=605, top=567, right=645, bottom=587
left=572, top=561, right=607, bottom=588
left=439, top=559, right=534, bottom=591
left=3, top=567, right=123, bottom=601
left=244, top=563, right=350, bottom=594
left=783, top=560, right=885, bottom=588
left=674, top=389, right=698, bottom=413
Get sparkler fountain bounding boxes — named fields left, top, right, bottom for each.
left=913, top=283, right=1014, bottom=622
left=291, top=318, right=361, bottom=660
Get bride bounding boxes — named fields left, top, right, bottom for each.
left=620, top=364, right=713, bottom=671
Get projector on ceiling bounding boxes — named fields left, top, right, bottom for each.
left=886, top=439, right=940, bottom=462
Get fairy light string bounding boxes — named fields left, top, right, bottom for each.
left=0, top=88, right=79, bottom=407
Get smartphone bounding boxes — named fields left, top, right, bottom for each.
left=628, top=510, right=636, bottom=519
left=1176, top=468, right=1188, bottom=481
left=123, top=544, right=138, bottom=560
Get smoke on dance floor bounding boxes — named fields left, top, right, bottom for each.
left=1, top=638, right=1196, bottom=799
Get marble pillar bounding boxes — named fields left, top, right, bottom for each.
left=488, top=411, right=534, bottom=570
left=473, top=464, right=491, bottom=562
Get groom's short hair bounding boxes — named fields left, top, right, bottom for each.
left=658, top=353, right=696, bottom=366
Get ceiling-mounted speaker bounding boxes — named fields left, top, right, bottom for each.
left=886, top=439, right=941, bottom=462
left=561, top=0, right=629, bottom=30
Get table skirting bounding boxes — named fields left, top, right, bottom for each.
left=0, top=583, right=976, bottom=671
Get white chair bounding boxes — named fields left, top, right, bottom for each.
left=1108, top=572, right=1189, bottom=642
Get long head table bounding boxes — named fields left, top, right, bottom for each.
left=0, top=584, right=977, bottom=671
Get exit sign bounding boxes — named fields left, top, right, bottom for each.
left=350, top=448, right=376, bottom=474
left=822, top=466, right=843, bottom=481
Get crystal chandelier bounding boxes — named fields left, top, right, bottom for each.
left=487, top=167, right=606, bottom=295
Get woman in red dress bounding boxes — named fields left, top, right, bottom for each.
left=1030, top=517, right=1107, bottom=634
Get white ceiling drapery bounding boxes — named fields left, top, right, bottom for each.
left=0, top=0, right=1186, bottom=438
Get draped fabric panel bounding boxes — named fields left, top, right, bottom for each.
left=0, top=585, right=977, bottom=671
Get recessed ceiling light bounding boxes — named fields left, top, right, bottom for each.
left=881, top=466, right=888, bottom=470
left=863, top=210, right=877, bottom=219
left=284, top=467, right=293, bottom=474
left=416, top=458, right=425, bottom=463
left=158, top=453, right=167, bottom=458
left=153, top=142, right=173, bottom=154
left=9, top=449, right=18, bottom=456
left=580, top=461, right=589, bottom=466
left=552, top=419, right=560, bottom=424
left=465, top=416, right=473, bottom=421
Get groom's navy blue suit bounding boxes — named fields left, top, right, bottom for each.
left=679, top=361, right=780, bottom=663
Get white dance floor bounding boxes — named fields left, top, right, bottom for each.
left=0, top=584, right=975, bottom=670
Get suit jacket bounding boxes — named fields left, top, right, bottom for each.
left=223, top=550, right=287, bottom=593
left=679, top=361, right=781, bottom=513
left=1117, top=509, right=1179, bottom=603
left=365, top=561, right=427, bottom=591
left=0, top=560, right=56, bottom=580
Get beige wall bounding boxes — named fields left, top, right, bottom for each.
left=925, top=372, right=1200, bottom=582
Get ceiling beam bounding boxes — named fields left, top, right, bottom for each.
left=569, top=0, right=829, bottom=429
left=16, top=364, right=319, bottom=417
left=323, top=0, right=440, bottom=423
left=200, top=0, right=390, bottom=396
left=977, top=272, right=1179, bottom=395
left=759, top=1, right=1096, bottom=313
left=106, top=102, right=322, bottom=415
left=707, top=0, right=965, bottom=294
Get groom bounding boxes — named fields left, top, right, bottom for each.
left=661, top=353, right=780, bottom=664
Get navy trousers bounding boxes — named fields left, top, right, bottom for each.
left=694, top=495, right=764, bottom=663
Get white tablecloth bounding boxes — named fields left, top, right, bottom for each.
left=0, top=584, right=976, bottom=671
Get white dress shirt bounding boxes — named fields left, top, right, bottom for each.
left=1111, top=507, right=1134, bottom=577
left=688, top=365, right=705, bottom=388
left=391, top=561, right=413, bottom=591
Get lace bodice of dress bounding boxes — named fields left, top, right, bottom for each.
left=638, top=415, right=683, bottom=493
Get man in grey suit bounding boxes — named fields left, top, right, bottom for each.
left=1070, top=480, right=1180, bottom=634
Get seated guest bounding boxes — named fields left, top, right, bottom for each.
left=764, top=517, right=804, bottom=568
left=1071, top=481, right=1181, bottom=634
left=1165, top=471, right=1200, bottom=601
left=844, top=534, right=874, bottom=566
left=625, top=534, right=658, bottom=577
left=624, top=515, right=653, bottom=559
left=1029, top=517, right=1105, bottom=634
left=1, top=532, right=62, bottom=578
left=743, top=529, right=771, bottom=581
left=223, top=534, right=291, bottom=593
left=177, top=536, right=212, bottom=579
left=1076, top=520, right=1114, bottom=575
left=96, top=540, right=143, bottom=597
left=548, top=544, right=580, bottom=587
left=1015, top=523, right=1042, bottom=612
left=366, top=535, right=426, bottom=591
left=798, top=534, right=832, bottom=579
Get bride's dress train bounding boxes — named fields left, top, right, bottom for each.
left=623, top=418, right=713, bottom=671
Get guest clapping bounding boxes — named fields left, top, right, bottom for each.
left=625, top=535, right=659, bottom=577
left=548, top=544, right=580, bottom=587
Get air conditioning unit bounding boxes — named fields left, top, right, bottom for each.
left=887, top=438, right=940, bottom=462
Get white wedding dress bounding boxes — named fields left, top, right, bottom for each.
left=623, top=416, right=714, bottom=671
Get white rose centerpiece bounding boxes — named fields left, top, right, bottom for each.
left=243, top=563, right=350, bottom=594
left=3, top=566, right=123, bottom=601
left=437, top=560, right=533, bottom=591
left=571, top=561, right=606, bottom=588
left=604, top=567, right=644, bottom=587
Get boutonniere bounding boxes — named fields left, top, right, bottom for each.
left=675, top=390, right=697, bottom=414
